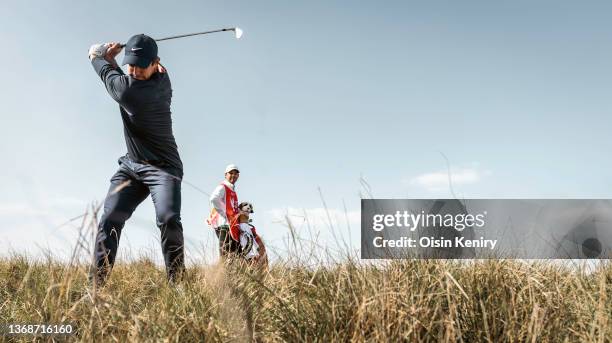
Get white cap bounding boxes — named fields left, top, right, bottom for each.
left=225, top=164, right=240, bottom=173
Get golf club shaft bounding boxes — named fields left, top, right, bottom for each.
left=156, top=28, right=232, bottom=42
left=118, top=28, right=236, bottom=47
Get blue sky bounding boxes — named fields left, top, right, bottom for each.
left=1, top=1, right=611, bottom=262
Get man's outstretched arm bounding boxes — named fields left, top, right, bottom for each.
left=89, top=42, right=128, bottom=103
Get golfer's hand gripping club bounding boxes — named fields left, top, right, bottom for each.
left=105, top=43, right=123, bottom=60
left=88, top=43, right=109, bottom=60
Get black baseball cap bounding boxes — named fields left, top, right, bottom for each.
left=122, top=34, right=158, bottom=68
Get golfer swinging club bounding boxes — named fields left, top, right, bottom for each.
left=88, top=34, right=185, bottom=285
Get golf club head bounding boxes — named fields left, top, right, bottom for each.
left=234, top=27, right=243, bottom=39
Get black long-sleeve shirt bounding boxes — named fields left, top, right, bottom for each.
left=91, top=57, right=183, bottom=176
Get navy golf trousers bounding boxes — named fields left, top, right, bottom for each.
left=91, top=156, right=185, bottom=285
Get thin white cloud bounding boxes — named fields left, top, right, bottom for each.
left=266, top=207, right=360, bottom=232
left=407, top=166, right=490, bottom=192
left=0, top=203, right=49, bottom=217
left=262, top=206, right=362, bottom=257
left=0, top=196, right=90, bottom=258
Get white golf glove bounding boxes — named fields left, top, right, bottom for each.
left=88, top=43, right=109, bottom=59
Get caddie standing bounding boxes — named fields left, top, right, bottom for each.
left=208, top=164, right=241, bottom=257
left=88, top=34, right=185, bottom=285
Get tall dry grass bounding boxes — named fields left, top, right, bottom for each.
left=1, top=255, right=610, bottom=342
left=1, top=203, right=611, bottom=342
